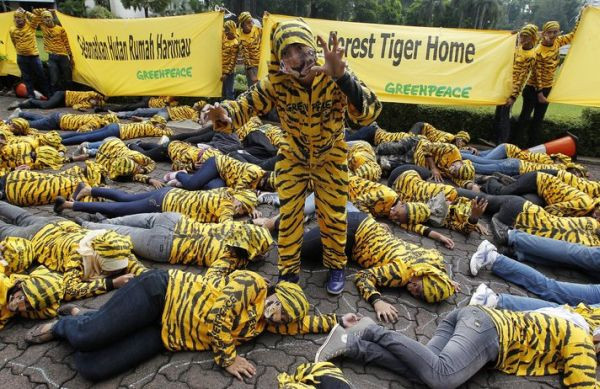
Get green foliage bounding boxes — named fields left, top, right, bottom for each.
left=376, top=103, right=600, bottom=157
left=121, top=0, right=171, bottom=17
left=234, top=73, right=247, bottom=92
left=87, top=5, right=116, bottom=18
left=58, top=0, right=87, bottom=17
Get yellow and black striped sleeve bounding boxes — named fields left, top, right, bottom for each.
left=511, top=47, right=536, bottom=98
left=399, top=223, right=429, bottom=237
left=221, top=77, right=277, bottom=132
left=62, top=259, right=110, bottom=301
left=559, top=331, right=597, bottom=388
left=354, top=261, right=411, bottom=304
left=338, top=69, right=382, bottom=126
left=126, top=256, right=147, bottom=275
left=266, top=314, right=338, bottom=335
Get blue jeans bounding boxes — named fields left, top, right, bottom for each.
left=175, top=157, right=225, bottom=190
left=491, top=254, right=600, bottom=305
left=345, top=124, right=378, bottom=143
left=61, top=124, right=120, bottom=145
left=498, top=294, right=600, bottom=311
left=466, top=158, right=520, bottom=175
left=346, top=307, right=499, bottom=388
left=19, top=111, right=61, bottom=131
left=53, top=269, right=168, bottom=380
left=17, top=55, right=49, bottom=98
left=222, top=73, right=235, bottom=100
left=509, top=230, right=600, bottom=274
left=72, top=187, right=172, bottom=217
left=117, top=108, right=168, bottom=120
left=471, top=144, right=507, bottom=160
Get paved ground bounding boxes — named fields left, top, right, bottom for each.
left=1, top=95, right=599, bottom=388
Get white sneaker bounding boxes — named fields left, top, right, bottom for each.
left=469, top=283, right=498, bottom=307
left=75, top=142, right=90, bottom=156
left=166, top=179, right=182, bottom=187
left=257, top=192, right=280, bottom=207
left=7, top=107, right=21, bottom=120
left=314, top=324, right=348, bottom=363
left=470, top=240, right=498, bottom=276
left=158, top=135, right=170, bottom=145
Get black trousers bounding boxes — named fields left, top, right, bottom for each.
left=128, top=142, right=170, bottom=162
left=516, top=85, right=551, bottom=147
left=495, top=197, right=527, bottom=226
left=493, top=104, right=511, bottom=144
left=48, top=54, right=72, bottom=95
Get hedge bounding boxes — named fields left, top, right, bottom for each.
left=375, top=103, right=600, bottom=158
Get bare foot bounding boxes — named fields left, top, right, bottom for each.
left=252, top=217, right=276, bottom=231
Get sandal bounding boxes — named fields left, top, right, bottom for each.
left=26, top=319, right=58, bottom=344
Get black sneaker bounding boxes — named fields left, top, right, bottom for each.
left=492, top=172, right=516, bottom=186
left=490, top=215, right=509, bottom=246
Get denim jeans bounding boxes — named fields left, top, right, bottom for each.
left=466, top=158, right=520, bottom=175
left=19, top=111, right=62, bottom=131
left=53, top=269, right=168, bottom=380
left=0, top=201, right=62, bottom=239
left=61, top=123, right=121, bottom=145
left=345, top=307, right=499, bottom=389
left=48, top=54, right=72, bottom=95
left=82, top=213, right=180, bottom=262
left=345, top=124, right=378, bottom=143
left=17, top=54, right=49, bottom=98
left=175, top=156, right=225, bottom=190
left=222, top=72, right=235, bottom=100
left=491, top=254, right=600, bottom=305
left=117, top=107, right=168, bottom=120
left=476, top=144, right=508, bottom=160
left=73, top=187, right=172, bottom=217
left=498, top=293, right=600, bottom=312
left=19, top=90, right=65, bottom=109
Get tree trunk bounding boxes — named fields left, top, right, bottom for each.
left=144, top=6, right=149, bottom=17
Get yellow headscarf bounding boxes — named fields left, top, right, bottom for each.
left=224, top=20, right=237, bottom=35
left=405, top=202, right=431, bottom=225
left=40, top=10, right=53, bottom=18
left=84, top=160, right=104, bottom=186
left=224, top=224, right=273, bottom=260
left=455, top=159, right=475, bottom=180
left=109, top=157, right=136, bottom=179
left=38, top=131, right=63, bottom=149
left=10, top=118, right=30, bottom=135
left=238, top=11, right=252, bottom=26
left=520, top=24, right=539, bottom=43
left=0, top=237, right=34, bottom=275
left=269, top=19, right=319, bottom=76
left=35, top=146, right=64, bottom=170
left=274, top=281, right=309, bottom=321
left=231, top=189, right=258, bottom=214
left=192, top=100, right=207, bottom=111
left=91, top=231, right=133, bottom=261
left=454, top=131, right=470, bottom=143
left=543, top=21, right=560, bottom=32
left=411, top=263, right=456, bottom=303
left=150, top=115, right=167, bottom=126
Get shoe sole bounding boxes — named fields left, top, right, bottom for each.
left=326, top=285, right=344, bottom=295
left=314, top=324, right=341, bottom=363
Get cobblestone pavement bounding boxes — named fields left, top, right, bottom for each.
left=1, top=96, right=599, bottom=388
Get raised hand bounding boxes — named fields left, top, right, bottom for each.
left=310, top=33, right=347, bottom=80
left=201, top=103, right=232, bottom=128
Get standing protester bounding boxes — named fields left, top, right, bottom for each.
left=222, top=20, right=239, bottom=100
left=33, top=9, right=72, bottom=96
left=9, top=8, right=49, bottom=99
left=237, top=12, right=261, bottom=87
left=203, top=21, right=381, bottom=294
left=495, top=24, right=537, bottom=145
left=517, top=9, right=584, bottom=147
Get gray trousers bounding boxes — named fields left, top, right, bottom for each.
left=0, top=201, right=63, bottom=240
left=82, top=213, right=180, bottom=262
left=346, top=307, right=499, bottom=389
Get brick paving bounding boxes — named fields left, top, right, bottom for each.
left=1, top=96, right=599, bottom=388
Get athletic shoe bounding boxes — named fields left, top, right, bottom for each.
left=163, top=170, right=186, bottom=182
left=314, top=324, right=348, bottom=362
left=326, top=269, right=345, bottom=295
left=7, top=101, right=20, bottom=110
left=470, top=240, right=498, bottom=276
left=491, top=215, right=510, bottom=246
left=378, top=155, right=392, bottom=172
left=33, top=90, right=46, bottom=100
left=75, top=142, right=90, bottom=156
left=492, top=172, right=516, bottom=185
left=158, top=135, right=170, bottom=145
left=346, top=316, right=377, bottom=338
left=7, top=107, right=21, bottom=120
left=257, top=192, right=280, bottom=206
left=469, top=283, right=498, bottom=307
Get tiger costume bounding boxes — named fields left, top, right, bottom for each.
left=412, top=122, right=470, bottom=146
left=161, top=188, right=254, bottom=223
left=0, top=142, right=65, bottom=170
left=556, top=170, right=600, bottom=198
left=347, top=141, right=381, bottom=181
left=59, top=113, right=118, bottom=132
left=391, top=169, right=458, bottom=202
left=277, top=362, right=349, bottom=389
left=220, top=19, right=381, bottom=278
left=31, top=221, right=146, bottom=301
left=373, top=126, right=411, bottom=145
left=535, top=172, right=596, bottom=217
left=413, top=139, right=475, bottom=188
left=95, top=138, right=155, bottom=184
left=1, top=161, right=103, bottom=206
left=64, top=91, right=105, bottom=111
left=148, top=96, right=178, bottom=108
left=514, top=201, right=600, bottom=247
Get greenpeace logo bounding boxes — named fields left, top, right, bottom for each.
left=136, top=67, right=192, bottom=80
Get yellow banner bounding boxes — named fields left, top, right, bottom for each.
left=57, top=11, right=222, bottom=97
left=258, top=14, right=515, bottom=105
left=549, top=7, right=600, bottom=107
left=0, top=12, right=21, bottom=77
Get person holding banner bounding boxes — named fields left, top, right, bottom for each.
left=203, top=20, right=381, bottom=294
left=495, top=24, right=538, bottom=145
left=9, top=8, right=49, bottom=99
left=32, top=8, right=73, bottom=96
left=222, top=20, right=239, bottom=100
left=517, top=10, right=584, bottom=147
left=237, top=12, right=261, bottom=87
